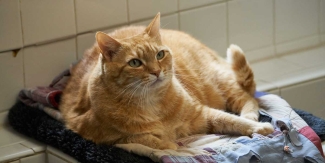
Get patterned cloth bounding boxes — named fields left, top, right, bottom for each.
left=18, top=68, right=70, bottom=122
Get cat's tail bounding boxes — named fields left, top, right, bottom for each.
left=226, top=44, right=256, bottom=96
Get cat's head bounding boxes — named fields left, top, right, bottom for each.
left=95, top=13, right=173, bottom=94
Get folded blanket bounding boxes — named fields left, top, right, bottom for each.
left=10, top=68, right=325, bottom=163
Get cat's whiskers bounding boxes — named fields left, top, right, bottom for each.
left=138, top=82, right=148, bottom=109
left=114, top=80, right=142, bottom=100
left=127, top=81, right=146, bottom=107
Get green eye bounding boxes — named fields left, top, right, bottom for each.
left=156, top=51, right=165, bottom=60
left=128, top=59, right=142, bottom=67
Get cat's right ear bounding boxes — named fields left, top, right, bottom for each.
left=96, top=32, right=121, bottom=61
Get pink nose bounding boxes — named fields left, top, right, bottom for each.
left=150, top=70, right=161, bottom=77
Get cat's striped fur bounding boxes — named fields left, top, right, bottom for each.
left=60, top=13, right=273, bottom=150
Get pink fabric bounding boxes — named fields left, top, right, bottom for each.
left=299, top=126, right=324, bottom=158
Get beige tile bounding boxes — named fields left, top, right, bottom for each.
left=128, top=0, right=177, bottom=22
left=75, top=0, right=127, bottom=33
left=275, top=0, right=319, bottom=44
left=0, top=126, right=27, bottom=147
left=255, top=80, right=278, bottom=92
left=0, top=111, right=8, bottom=126
left=0, top=0, right=23, bottom=52
left=276, top=35, right=321, bottom=55
left=47, top=153, right=69, bottom=163
left=47, top=146, right=78, bottom=163
left=0, top=143, right=34, bottom=162
left=251, top=58, right=302, bottom=80
left=280, top=46, right=325, bottom=68
left=245, top=46, right=275, bottom=63
left=20, top=139, right=46, bottom=153
left=0, top=51, right=24, bottom=112
left=280, top=78, right=325, bottom=119
left=77, top=33, right=95, bottom=60
left=263, top=64, right=325, bottom=88
left=179, top=0, right=224, bottom=10
left=20, top=153, right=46, bottom=163
left=20, top=0, right=76, bottom=45
left=321, top=0, right=325, bottom=34
left=24, top=38, right=77, bottom=88
left=267, top=89, right=280, bottom=95
left=132, top=14, right=179, bottom=30
left=228, top=0, right=273, bottom=51
left=180, top=3, right=227, bottom=54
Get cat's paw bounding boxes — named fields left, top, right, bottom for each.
left=247, top=122, right=274, bottom=136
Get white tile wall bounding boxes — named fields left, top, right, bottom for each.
left=321, top=0, right=325, bottom=42
left=20, top=153, right=46, bottom=163
left=245, top=46, right=275, bottom=63
left=251, top=58, right=302, bottom=80
left=0, top=111, right=9, bottom=125
left=262, top=64, right=325, bottom=88
left=128, top=0, right=177, bottom=22
left=179, top=0, right=223, bottom=10
left=280, top=46, right=325, bottom=68
left=0, top=144, right=34, bottom=162
left=75, top=0, right=128, bottom=33
left=132, top=14, right=179, bottom=30
left=47, top=146, right=78, bottom=163
left=0, top=0, right=23, bottom=52
left=180, top=3, right=227, bottom=54
left=23, top=38, right=77, bottom=88
left=47, top=153, right=69, bottom=163
left=276, top=35, right=320, bottom=55
left=228, top=0, right=273, bottom=52
left=20, top=0, right=76, bottom=45
left=77, top=33, right=96, bottom=60
left=275, top=0, right=319, bottom=44
left=0, top=51, right=24, bottom=111
left=281, top=78, right=325, bottom=119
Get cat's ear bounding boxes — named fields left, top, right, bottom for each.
left=145, top=12, right=161, bottom=41
left=96, top=32, right=121, bottom=61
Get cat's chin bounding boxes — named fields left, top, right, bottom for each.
left=150, top=78, right=164, bottom=88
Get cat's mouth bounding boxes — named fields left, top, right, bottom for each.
left=150, top=78, right=163, bottom=87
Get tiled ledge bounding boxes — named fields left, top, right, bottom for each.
left=255, top=45, right=325, bottom=91
left=0, top=124, right=46, bottom=162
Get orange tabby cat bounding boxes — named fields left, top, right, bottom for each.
left=60, top=13, right=274, bottom=150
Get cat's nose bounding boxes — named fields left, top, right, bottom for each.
left=150, top=70, right=161, bottom=78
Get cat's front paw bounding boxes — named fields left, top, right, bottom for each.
left=247, top=122, right=274, bottom=136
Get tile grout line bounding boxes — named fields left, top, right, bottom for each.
left=273, top=0, right=277, bottom=57
left=177, top=0, right=180, bottom=30
left=18, top=0, right=26, bottom=89
left=126, top=0, right=130, bottom=25
left=318, top=0, right=321, bottom=43
left=73, top=0, right=78, bottom=60
left=226, top=1, right=229, bottom=47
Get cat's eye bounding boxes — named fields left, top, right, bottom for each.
left=156, top=51, right=165, bottom=60
left=128, top=59, right=142, bottom=67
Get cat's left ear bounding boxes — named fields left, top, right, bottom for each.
left=145, top=12, right=161, bottom=42
left=96, top=32, right=121, bottom=61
